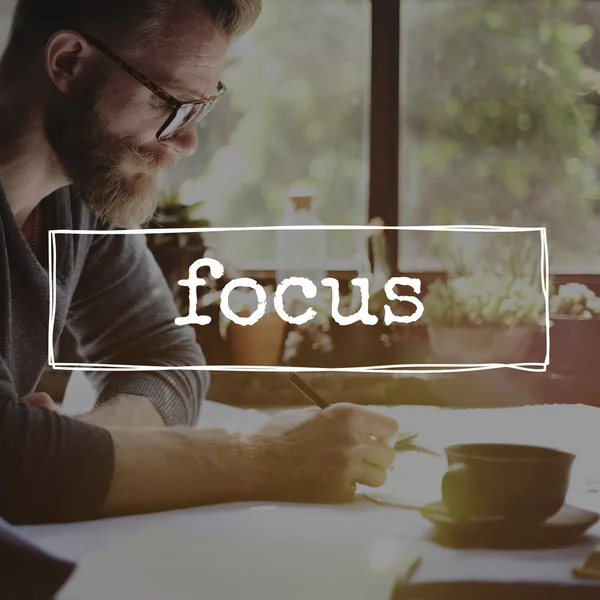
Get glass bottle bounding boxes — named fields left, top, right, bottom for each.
left=276, top=186, right=327, bottom=287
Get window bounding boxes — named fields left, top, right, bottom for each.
left=0, top=4, right=12, bottom=51
left=398, top=0, right=600, bottom=276
left=170, top=0, right=372, bottom=270
left=5, top=0, right=600, bottom=280
left=0, top=0, right=372, bottom=271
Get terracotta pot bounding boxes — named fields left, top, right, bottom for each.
left=328, top=321, right=388, bottom=368
left=227, top=311, right=288, bottom=366
left=548, top=316, right=600, bottom=375
left=427, top=325, right=535, bottom=364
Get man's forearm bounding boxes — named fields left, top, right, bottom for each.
left=101, top=427, right=263, bottom=517
left=76, top=394, right=165, bottom=429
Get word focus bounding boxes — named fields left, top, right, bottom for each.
left=175, top=258, right=425, bottom=327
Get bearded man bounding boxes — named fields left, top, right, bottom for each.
left=0, top=0, right=399, bottom=526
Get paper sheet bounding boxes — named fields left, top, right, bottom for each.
left=57, top=526, right=421, bottom=600
left=196, top=400, right=273, bottom=433
left=198, top=401, right=600, bottom=512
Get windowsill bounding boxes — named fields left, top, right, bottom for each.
left=205, top=369, right=600, bottom=410
left=39, top=360, right=600, bottom=409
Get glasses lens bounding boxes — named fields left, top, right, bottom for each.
left=159, top=104, right=198, bottom=140
left=159, top=100, right=219, bottom=141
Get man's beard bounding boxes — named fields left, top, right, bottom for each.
left=43, top=75, right=174, bottom=228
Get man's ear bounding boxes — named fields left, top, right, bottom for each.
left=44, top=31, right=94, bottom=93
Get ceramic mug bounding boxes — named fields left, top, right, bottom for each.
left=441, top=443, right=575, bottom=524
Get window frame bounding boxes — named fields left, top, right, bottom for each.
left=245, top=0, right=396, bottom=283
left=380, top=0, right=600, bottom=288
left=369, top=0, right=400, bottom=273
left=244, top=0, right=600, bottom=290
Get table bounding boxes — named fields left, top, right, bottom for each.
left=17, top=401, right=600, bottom=599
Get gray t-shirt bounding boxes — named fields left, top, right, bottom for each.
left=0, top=178, right=209, bottom=524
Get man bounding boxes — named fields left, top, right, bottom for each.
left=0, top=0, right=399, bottom=525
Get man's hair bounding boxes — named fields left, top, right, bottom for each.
left=1, top=0, right=262, bottom=80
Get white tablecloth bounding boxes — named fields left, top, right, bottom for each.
left=17, top=401, right=600, bottom=599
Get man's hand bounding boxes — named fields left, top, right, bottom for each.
left=247, top=403, right=399, bottom=503
left=20, top=392, right=61, bottom=413
left=101, top=403, right=399, bottom=518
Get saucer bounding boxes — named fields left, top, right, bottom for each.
left=420, top=501, right=600, bottom=549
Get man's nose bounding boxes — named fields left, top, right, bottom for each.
left=163, top=125, right=199, bottom=158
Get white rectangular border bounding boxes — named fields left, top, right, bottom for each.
left=48, top=225, right=549, bottom=374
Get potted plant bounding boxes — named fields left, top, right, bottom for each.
left=144, top=186, right=211, bottom=309
left=548, top=282, right=600, bottom=375
left=143, top=185, right=237, bottom=364
left=280, top=274, right=401, bottom=368
left=280, top=220, right=395, bottom=368
left=218, top=286, right=289, bottom=366
left=423, top=273, right=545, bottom=364
left=323, top=221, right=401, bottom=368
left=280, top=278, right=425, bottom=368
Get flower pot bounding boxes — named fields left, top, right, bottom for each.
left=548, top=316, right=600, bottom=375
left=427, top=325, right=535, bottom=364
left=194, top=304, right=234, bottom=365
left=384, top=322, right=431, bottom=367
left=227, top=311, right=288, bottom=366
left=328, top=321, right=388, bottom=368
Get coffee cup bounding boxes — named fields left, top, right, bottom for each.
left=441, top=443, right=575, bottom=524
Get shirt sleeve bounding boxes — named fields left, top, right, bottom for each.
left=65, top=229, right=210, bottom=427
left=0, top=356, right=114, bottom=525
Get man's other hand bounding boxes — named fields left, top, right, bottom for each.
left=249, top=403, right=399, bottom=503
left=20, top=392, right=61, bottom=413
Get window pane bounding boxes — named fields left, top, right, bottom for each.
left=0, top=2, right=13, bottom=50
left=169, top=0, right=371, bottom=270
left=0, top=0, right=370, bottom=271
left=399, top=0, right=600, bottom=274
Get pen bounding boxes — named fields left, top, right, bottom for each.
left=287, top=373, right=330, bottom=409
left=287, top=374, right=435, bottom=454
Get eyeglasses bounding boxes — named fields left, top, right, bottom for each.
left=81, top=33, right=226, bottom=142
